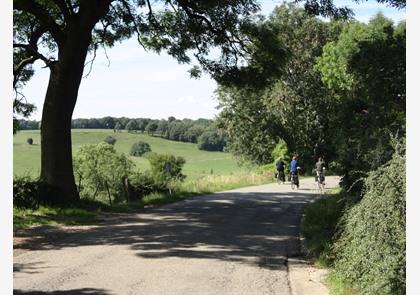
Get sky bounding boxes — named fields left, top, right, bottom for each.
left=21, top=0, right=406, bottom=121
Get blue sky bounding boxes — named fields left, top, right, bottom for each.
left=22, top=0, right=406, bottom=121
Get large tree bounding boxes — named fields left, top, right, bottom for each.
left=13, top=0, right=266, bottom=202
left=316, top=13, right=406, bottom=194
left=217, top=3, right=343, bottom=167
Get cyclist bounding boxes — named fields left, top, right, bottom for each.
left=314, top=156, right=326, bottom=185
left=289, top=156, right=300, bottom=188
left=275, top=158, right=285, bottom=184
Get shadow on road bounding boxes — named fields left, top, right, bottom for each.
left=15, top=190, right=316, bottom=272
left=14, top=288, right=111, bottom=295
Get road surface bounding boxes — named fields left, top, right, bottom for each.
left=14, top=176, right=340, bottom=295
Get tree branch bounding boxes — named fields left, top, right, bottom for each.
left=13, top=43, right=52, bottom=65
left=120, top=0, right=147, bottom=50
left=14, top=0, right=66, bottom=44
left=177, top=0, right=219, bottom=35
left=52, top=0, right=73, bottom=21
left=13, top=55, right=38, bottom=88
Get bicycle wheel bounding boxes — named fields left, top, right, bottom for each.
left=291, top=175, right=296, bottom=189
left=318, top=179, right=326, bottom=194
left=317, top=180, right=322, bottom=194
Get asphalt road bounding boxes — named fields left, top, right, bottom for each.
left=14, top=176, right=340, bottom=295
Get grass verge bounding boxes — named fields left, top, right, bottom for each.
left=301, top=187, right=360, bottom=295
left=13, top=206, right=98, bottom=230
left=326, top=272, right=360, bottom=295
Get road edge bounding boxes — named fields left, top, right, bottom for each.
left=288, top=193, right=331, bottom=295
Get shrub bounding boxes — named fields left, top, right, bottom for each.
left=129, top=141, right=151, bottom=157
left=127, top=171, right=157, bottom=200
left=149, top=153, right=186, bottom=193
left=13, top=176, right=39, bottom=209
left=26, top=138, right=33, bottom=145
left=125, top=120, right=138, bottom=133
left=73, top=143, right=133, bottom=204
left=13, top=176, right=67, bottom=209
left=104, top=135, right=116, bottom=145
left=332, top=138, right=405, bottom=295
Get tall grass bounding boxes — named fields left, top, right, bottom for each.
left=180, top=172, right=272, bottom=193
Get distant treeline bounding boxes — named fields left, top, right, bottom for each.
left=17, top=116, right=227, bottom=152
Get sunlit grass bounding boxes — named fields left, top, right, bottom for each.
left=326, top=272, right=360, bottom=295
left=14, top=129, right=255, bottom=179
left=13, top=206, right=98, bottom=230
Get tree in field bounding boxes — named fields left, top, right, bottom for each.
left=168, top=116, right=176, bottom=123
left=145, top=120, right=158, bottom=136
left=104, top=135, right=117, bottom=145
left=156, top=120, right=169, bottom=137
left=197, top=130, right=226, bottom=152
left=100, top=116, right=116, bottom=129
left=114, top=121, right=122, bottom=133
left=136, top=118, right=150, bottom=133
left=129, top=141, right=151, bottom=157
left=13, top=0, right=268, bottom=202
left=125, top=119, right=138, bottom=133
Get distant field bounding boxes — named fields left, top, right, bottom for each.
left=14, top=129, right=254, bottom=180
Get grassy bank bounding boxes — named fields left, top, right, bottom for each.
left=14, top=171, right=273, bottom=230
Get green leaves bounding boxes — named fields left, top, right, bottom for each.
left=216, top=3, right=339, bottom=166
left=148, top=153, right=186, bottom=193
left=73, top=143, right=134, bottom=202
left=333, top=139, right=406, bottom=295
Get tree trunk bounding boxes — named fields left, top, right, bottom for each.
left=40, top=25, right=93, bottom=203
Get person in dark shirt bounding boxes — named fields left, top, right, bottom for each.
left=275, top=158, right=285, bottom=184
left=314, top=157, right=326, bottom=184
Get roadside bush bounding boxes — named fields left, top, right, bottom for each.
left=26, top=138, right=33, bottom=145
left=104, top=135, right=117, bottom=145
left=127, top=171, right=157, bottom=200
left=13, top=176, right=39, bottom=209
left=13, top=176, right=66, bottom=209
left=149, top=153, right=186, bottom=194
left=73, top=143, right=133, bottom=204
left=129, top=141, right=151, bottom=157
left=332, top=138, right=405, bottom=295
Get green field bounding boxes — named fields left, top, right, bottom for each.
left=14, top=129, right=254, bottom=179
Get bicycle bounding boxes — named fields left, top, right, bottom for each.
left=276, top=170, right=285, bottom=184
left=315, top=168, right=326, bottom=194
left=290, top=167, right=300, bottom=190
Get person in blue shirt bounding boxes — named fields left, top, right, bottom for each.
left=289, top=156, right=300, bottom=188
